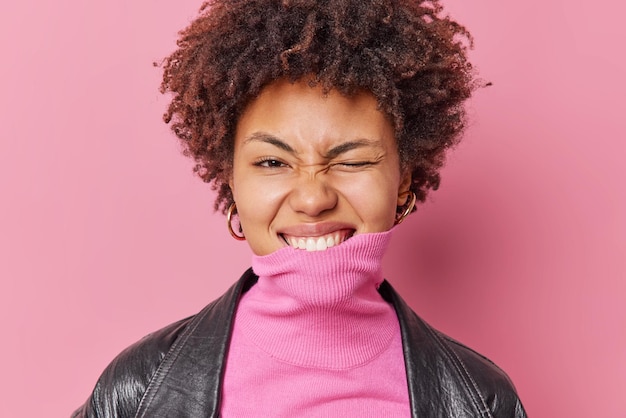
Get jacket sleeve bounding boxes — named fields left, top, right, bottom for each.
left=71, top=317, right=192, bottom=418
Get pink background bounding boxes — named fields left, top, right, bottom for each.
left=1, top=1, right=624, bottom=416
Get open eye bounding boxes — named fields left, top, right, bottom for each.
left=254, top=158, right=288, bottom=168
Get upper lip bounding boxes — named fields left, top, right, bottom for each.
left=278, top=222, right=356, bottom=238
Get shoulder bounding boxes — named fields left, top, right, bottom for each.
left=71, top=316, right=194, bottom=418
left=435, top=331, right=527, bottom=417
left=72, top=271, right=256, bottom=418
left=378, top=280, right=526, bottom=417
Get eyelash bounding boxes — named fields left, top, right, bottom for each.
left=253, top=158, right=288, bottom=168
left=337, top=161, right=374, bottom=167
left=253, top=158, right=376, bottom=169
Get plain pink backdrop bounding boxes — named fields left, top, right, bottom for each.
left=1, top=1, right=624, bottom=416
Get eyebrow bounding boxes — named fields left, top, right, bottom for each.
left=243, top=131, right=381, bottom=159
left=244, top=132, right=295, bottom=153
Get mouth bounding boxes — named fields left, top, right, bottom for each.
left=280, top=229, right=355, bottom=251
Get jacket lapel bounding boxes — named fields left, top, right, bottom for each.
left=378, top=281, right=492, bottom=418
left=135, top=269, right=257, bottom=418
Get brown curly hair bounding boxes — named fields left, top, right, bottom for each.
left=159, top=0, right=476, bottom=213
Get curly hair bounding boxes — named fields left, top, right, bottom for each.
left=159, top=0, right=476, bottom=213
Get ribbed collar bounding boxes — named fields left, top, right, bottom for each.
left=236, top=230, right=398, bottom=369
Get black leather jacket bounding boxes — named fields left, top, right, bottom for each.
left=73, top=269, right=527, bottom=417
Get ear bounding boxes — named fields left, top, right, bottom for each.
left=397, top=170, right=412, bottom=206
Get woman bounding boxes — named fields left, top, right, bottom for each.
left=73, top=0, right=526, bottom=416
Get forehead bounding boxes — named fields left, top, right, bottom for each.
left=234, top=79, right=396, bottom=152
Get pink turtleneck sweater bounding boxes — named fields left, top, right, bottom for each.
left=220, top=230, right=410, bottom=417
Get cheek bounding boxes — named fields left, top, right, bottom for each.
left=232, top=176, right=286, bottom=227
left=340, top=175, right=399, bottom=225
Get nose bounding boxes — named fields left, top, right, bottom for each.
left=288, top=172, right=338, bottom=218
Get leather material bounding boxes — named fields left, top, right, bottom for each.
left=72, top=269, right=526, bottom=418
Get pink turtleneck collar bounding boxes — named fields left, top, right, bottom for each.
left=221, top=229, right=410, bottom=416
left=237, top=229, right=398, bottom=369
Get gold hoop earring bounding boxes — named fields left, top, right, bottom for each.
left=226, top=202, right=246, bottom=241
left=395, top=191, right=416, bottom=225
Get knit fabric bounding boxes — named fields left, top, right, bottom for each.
left=220, top=230, right=410, bottom=417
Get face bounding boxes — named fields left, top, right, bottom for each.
left=230, top=79, right=411, bottom=256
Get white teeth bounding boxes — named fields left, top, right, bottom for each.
left=284, top=231, right=350, bottom=251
